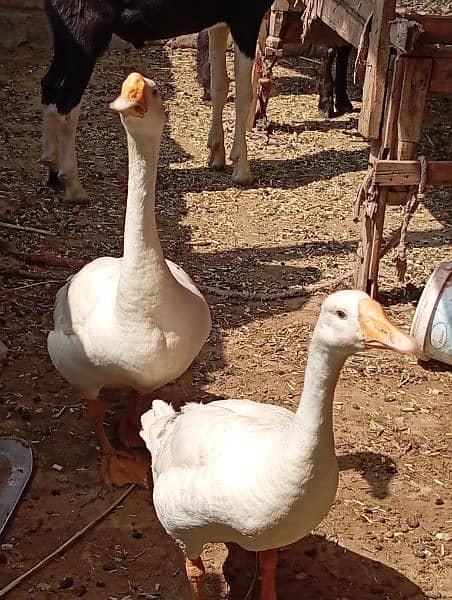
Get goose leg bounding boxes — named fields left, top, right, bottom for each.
left=259, top=549, right=278, bottom=600
left=185, top=557, right=205, bottom=599
left=118, top=392, right=147, bottom=449
left=87, top=397, right=149, bottom=489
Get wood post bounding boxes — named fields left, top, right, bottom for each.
left=368, top=189, right=388, bottom=298
left=247, top=11, right=271, bottom=131
left=396, top=57, right=433, bottom=160
left=358, top=0, right=396, bottom=140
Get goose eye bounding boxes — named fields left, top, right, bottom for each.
left=152, top=88, right=158, bottom=96
left=336, top=310, right=347, bottom=319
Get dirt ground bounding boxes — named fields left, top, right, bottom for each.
left=0, top=41, right=451, bottom=600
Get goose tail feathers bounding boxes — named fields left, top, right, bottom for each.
left=139, top=400, right=176, bottom=458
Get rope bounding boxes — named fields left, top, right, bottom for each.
left=393, top=155, right=427, bottom=281
left=353, top=167, right=373, bottom=222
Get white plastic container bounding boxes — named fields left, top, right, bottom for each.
left=410, top=261, right=452, bottom=366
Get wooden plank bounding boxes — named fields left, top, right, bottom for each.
left=374, top=161, right=452, bottom=186
left=396, top=57, right=432, bottom=157
left=403, top=14, right=452, bottom=45
left=355, top=208, right=373, bottom=291
left=382, top=55, right=404, bottom=155
left=303, top=0, right=373, bottom=48
left=368, top=189, right=388, bottom=298
left=358, top=0, right=397, bottom=140
left=430, top=58, right=452, bottom=94
left=410, top=45, right=452, bottom=59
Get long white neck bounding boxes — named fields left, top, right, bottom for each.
left=286, top=330, right=347, bottom=461
left=116, top=128, right=172, bottom=320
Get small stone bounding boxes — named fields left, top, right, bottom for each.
left=0, top=553, right=7, bottom=565
left=95, top=580, right=106, bottom=588
left=427, top=592, right=441, bottom=599
left=74, top=585, right=87, bottom=596
left=435, top=533, right=451, bottom=542
left=59, top=577, right=73, bottom=589
left=374, top=544, right=383, bottom=551
left=132, top=529, right=144, bottom=539
left=400, top=526, right=409, bottom=534
left=30, top=492, right=40, bottom=501
left=1, top=544, right=13, bottom=551
left=17, top=406, right=31, bottom=421
left=407, top=516, right=420, bottom=529
left=51, top=488, right=61, bottom=496
left=435, top=498, right=444, bottom=506
left=102, top=563, right=115, bottom=572
left=352, top=403, right=360, bottom=410
left=51, top=463, right=63, bottom=472
left=413, top=549, right=427, bottom=559
left=37, top=583, right=52, bottom=592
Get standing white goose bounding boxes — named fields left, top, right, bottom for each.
left=140, top=290, right=417, bottom=599
left=48, top=73, right=211, bottom=488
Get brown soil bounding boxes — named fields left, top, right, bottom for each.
left=0, top=43, right=451, bottom=600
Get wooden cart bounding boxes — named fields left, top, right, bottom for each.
left=257, top=0, right=452, bottom=297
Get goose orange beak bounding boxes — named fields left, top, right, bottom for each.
left=110, top=72, right=148, bottom=117
left=358, top=298, right=417, bottom=355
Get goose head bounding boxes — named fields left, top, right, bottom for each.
left=315, top=290, right=417, bottom=357
left=110, top=72, right=165, bottom=137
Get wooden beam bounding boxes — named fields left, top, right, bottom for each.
left=374, top=160, right=452, bottom=186
left=303, top=0, right=373, bottom=48
left=404, top=14, right=452, bottom=45
left=382, top=55, right=404, bottom=154
left=358, top=0, right=396, bottom=140
left=368, top=190, right=387, bottom=298
left=430, top=58, right=452, bottom=94
left=396, top=57, right=432, bottom=158
left=410, top=45, right=452, bottom=59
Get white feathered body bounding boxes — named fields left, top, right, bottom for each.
left=142, top=398, right=338, bottom=557
left=47, top=256, right=211, bottom=399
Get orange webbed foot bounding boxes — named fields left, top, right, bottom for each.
left=186, top=557, right=205, bottom=600
left=101, top=450, right=150, bottom=489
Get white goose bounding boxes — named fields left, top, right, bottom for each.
left=48, top=73, right=211, bottom=488
left=140, top=290, right=416, bottom=599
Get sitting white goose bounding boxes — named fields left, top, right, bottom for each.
left=48, top=73, right=211, bottom=488
left=140, top=290, right=416, bottom=599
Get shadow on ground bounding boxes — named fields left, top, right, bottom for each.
left=222, top=536, right=427, bottom=600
